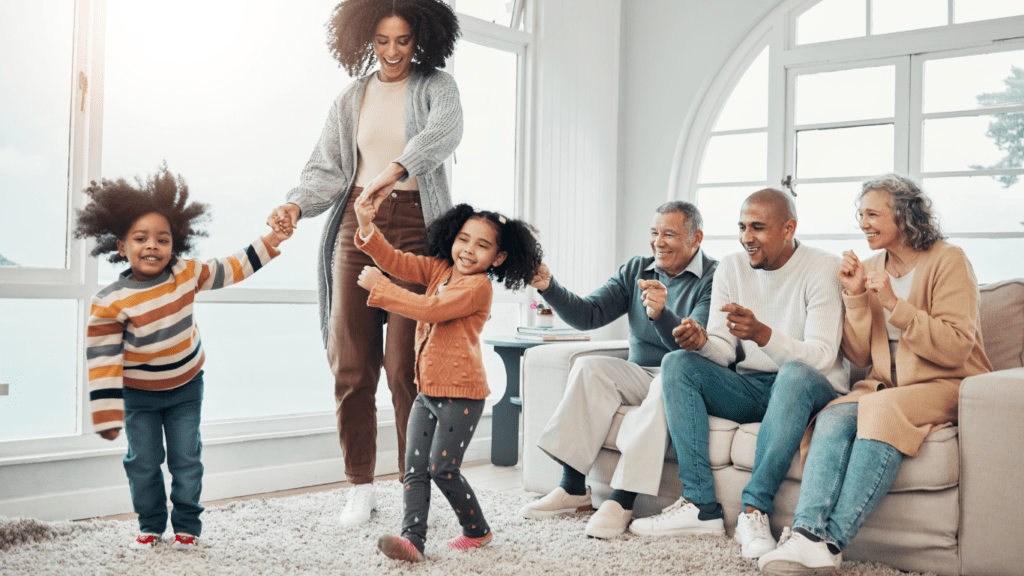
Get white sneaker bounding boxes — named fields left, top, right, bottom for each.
left=584, top=500, right=632, bottom=539
left=340, top=483, right=377, bottom=527
left=735, top=510, right=777, bottom=558
left=628, top=497, right=725, bottom=537
left=128, top=533, right=160, bottom=550
left=758, top=528, right=841, bottom=575
left=519, top=487, right=593, bottom=519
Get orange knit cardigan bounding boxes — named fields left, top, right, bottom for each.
left=801, top=241, right=992, bottom=459
left=356, top=227, right=492, bottom=400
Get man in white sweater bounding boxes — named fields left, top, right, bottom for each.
left=628, top=189, right=848, bottom=560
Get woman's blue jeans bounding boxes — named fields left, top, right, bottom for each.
left=122, top=372, right=205, bottom=536
left=793, top=403, right=903, bottom=551
left=662, top=352, right=837, bottom=508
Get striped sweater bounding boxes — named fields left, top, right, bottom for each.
left=87, top=237, right=280, bottom=432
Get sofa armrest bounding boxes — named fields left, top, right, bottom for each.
left=958, top=367, right=1024, bottom=576
left=520, top=340, right=629, bottom=493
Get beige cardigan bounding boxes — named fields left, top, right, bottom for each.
left=801, top=241, right=992, bottom=459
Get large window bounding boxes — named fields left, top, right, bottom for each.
left=0, top=1, right=533, bottom=444
left=683, top=0, right=1024, bottom=283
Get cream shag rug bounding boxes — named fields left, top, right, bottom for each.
left=1, top=480, right=934, bottom=576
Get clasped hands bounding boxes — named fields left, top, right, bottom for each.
left=838, top=250, right=897, bottom=311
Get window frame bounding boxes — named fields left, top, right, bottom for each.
left=0, top=0, right=534, bottom=456
left=671, top=0, right=1024, bottom=250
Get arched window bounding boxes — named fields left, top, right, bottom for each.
left=675, top=0, right=1024, bottom=283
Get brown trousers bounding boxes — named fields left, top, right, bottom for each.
left=327, top=189, right=425, bottom=484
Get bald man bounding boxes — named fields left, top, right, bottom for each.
left=629, top=189, right=848, bottom=560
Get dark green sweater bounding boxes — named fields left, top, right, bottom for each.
left=541, top=252, right=717, bottom=367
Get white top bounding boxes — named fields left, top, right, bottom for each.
left=884, top=268, right=915, bottom=342
left=355, top=74, right=419, bottom=190
left=697, top=242, right=849, bottom=393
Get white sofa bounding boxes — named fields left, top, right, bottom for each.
left=521, top=279, right=1024, bottom=576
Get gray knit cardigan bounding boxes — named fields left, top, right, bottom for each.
left=285, top=69, right=463, bottom=346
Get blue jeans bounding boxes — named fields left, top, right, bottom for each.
left=793, top=403, right=903, bottom=551
left=662, top=351, right=774, bottom=505
left=741, top=361, right=840, bottom=514
left=122, top=372, right=205, bottom=536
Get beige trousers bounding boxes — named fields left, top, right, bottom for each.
left=536, top=355, right=669, bottom=496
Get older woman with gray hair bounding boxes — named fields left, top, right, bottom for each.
left=759, top=174, right=993, bottom=575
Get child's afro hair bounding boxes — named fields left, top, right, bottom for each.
left=326, top=0, right=460, bottom=77
left=73, top=163, right=210, bottom=264
left=425, top=203, right=543, bottom=291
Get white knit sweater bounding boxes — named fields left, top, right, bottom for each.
left=698, top=242, right=849, bottom=393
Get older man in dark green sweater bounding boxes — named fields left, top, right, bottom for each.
left=519, top=201, right=717, bottom=539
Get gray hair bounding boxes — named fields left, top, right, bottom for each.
left=656, top=201, right=703, bottom=240
left=859, top=173, right=944, bottom=252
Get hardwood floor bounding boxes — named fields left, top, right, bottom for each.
left=91, top=459, right=539, bottom=523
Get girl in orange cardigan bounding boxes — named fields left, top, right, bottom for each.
left=353, top=192, right=542, bottom=562
left=760, top=174, right=992, bottom=575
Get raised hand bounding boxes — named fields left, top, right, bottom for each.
left=267, top=203, right=301, bottom=236
left=530, top=263, right=552, bottom=291
left=637, top=279, right=668, bottom=320
left=865, top=270, right=898, bottom=311
left=673, top=317, right=707, bottom=351
left=838, top=250, right=866, bottom=295
left=722, top=302, right=772, bottom=346
left=354, top=189, right=377, bottom=237
left=357, top=265, right=384, bottom=292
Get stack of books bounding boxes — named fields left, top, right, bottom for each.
left=514, top=326, right=591, bottom=342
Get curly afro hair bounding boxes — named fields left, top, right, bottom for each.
left=326, top=0, right=460, bottom=77
left=73, top=164, right=210, bottom=264
left=425, top=204, right=543, bottom=291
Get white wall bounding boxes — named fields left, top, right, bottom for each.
left=531, top=0, right=622, bottom=323
left=616, top=0, right=785, bottom=265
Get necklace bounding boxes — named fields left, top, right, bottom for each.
left=886, top=250, right=919, bottom=278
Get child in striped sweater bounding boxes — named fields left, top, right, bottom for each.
left=73, top=165, right=289, bottom=551
left=352, top=193, right=543, bottom=562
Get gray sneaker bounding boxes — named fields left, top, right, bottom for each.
left=519, top=487, right=593, bottom=519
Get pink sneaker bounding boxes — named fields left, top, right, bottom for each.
left=446, top=532, right=493, bottom=551
left=377, top=534, right=425, bottom=562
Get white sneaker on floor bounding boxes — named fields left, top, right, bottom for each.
left=628, top=497, right=725, bottom=537
left=735, top=510, right=777, bottom=558
left=340, top=483, right=377, bottom=527
left=519, top=487, right=593, bottom=519
left=758, top=528, right=841, bottom=575
left=128, top=533, right=160, bottom=550
left=584, top=500, right=632, bottom=539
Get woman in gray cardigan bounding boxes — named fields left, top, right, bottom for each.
left=267, top=0, right=462, bottom=528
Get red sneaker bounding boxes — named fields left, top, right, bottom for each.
left=171, top=533, right=198, bottom=551
left=128, top=533, right=160, bottom=550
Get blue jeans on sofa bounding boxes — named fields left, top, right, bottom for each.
left=662, top=352, right=837, bottom=509
left=793, top=403, right=903, bottom=550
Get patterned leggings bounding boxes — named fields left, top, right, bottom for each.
left=401, top=393, right=488, bottom=553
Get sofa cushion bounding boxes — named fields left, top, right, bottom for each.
left=603, top=407, right=739, bottom=469
left=979, top=279, right=1024, bottom=371
left=731, top=422, right=960, bottom=492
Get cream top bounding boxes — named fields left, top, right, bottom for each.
left=355, top=74, right=419, bottom=190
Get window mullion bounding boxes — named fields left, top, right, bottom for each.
left=908, top=53, right=925, bottom=180
left=894, top=55, right=912, bottom=175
